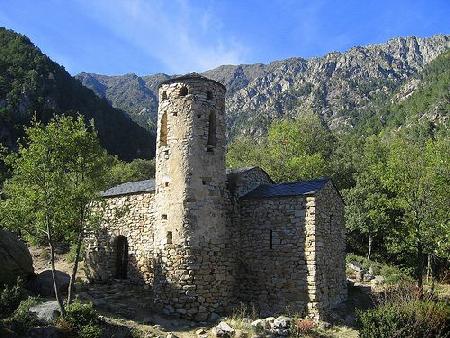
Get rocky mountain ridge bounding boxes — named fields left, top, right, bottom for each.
left=76, top=35, right=449, bottom=139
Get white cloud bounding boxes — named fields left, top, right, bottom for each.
left=75, top=0, right=247, bottom=74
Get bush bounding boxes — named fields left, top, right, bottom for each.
left=358, top=300, right=450, bottom=338
left=0, top=280, right=28, bottom=318
left=62, top=301, right=103, bottom=337
left=2, top=296, right=42, bottom=335
left=78, top=324, right=103, bottom=338
left=346, top=253, right=413, bottom=284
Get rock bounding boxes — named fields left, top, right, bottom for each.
left=363, top=273, right=375, bottom=282
left=213, top=321, right=235, bottom=338
left=317, top=320, right=331, bottom=329
left=251, top=319, right=266, bottom=332
left=371, top=275, right=385, bottom=285
left=29, top=301, right=61, bottom=322
left=27, top=270, right=70, bottom=297
left=196, top=328, right=208, bottom=338
left=209, top=312, right=220, bottom=322
left=26, top=326, right=64, bottom=338
left=270, top=316, right=291, bottom=336
left=0, top=229, right=34, bottom=285
left=166, top=333, right=178, bottom=338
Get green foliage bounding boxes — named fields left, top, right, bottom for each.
left=62, top=301, right=102, bottom=337
left=0, top=115, right=111, bottom=243
left=346, top=254, right=413, bottom=284
left=227, top=112, right=335, bottom=182
left=108, top=158, right=156, bottom=187
left=2, top=296, right=42, bottom=335
left=0, top=280, right=28, bottom=319
left=357, top=300, right=450, bottom=338
left=67, top=242, right=85, bottom=264
left=0, top=27, right=154, bottom=161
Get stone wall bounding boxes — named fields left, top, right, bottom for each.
left=238, top=196, right=309, bottom=316
left=153, top=75, right=236, bottom=320
left=313, top=182, right=347, bottom=315
left=84, top=192, right=155, bottom=284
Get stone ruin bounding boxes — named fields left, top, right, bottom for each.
left=84, top=73, right=347, bottom=321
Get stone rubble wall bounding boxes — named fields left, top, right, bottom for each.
left=238, top=196, right=309, bottom=316
left=84, top=192, right=155, bottom=284
left=153, top=78, right=236, bottom=320
left=313, top=182, right=348, bottom=314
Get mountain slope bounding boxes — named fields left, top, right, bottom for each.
left=0, top=28, right=155, bottom=160
left=76, top=35, right=449, bottom=139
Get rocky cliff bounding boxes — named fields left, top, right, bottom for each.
left=76, top=35, right=449, bottom=139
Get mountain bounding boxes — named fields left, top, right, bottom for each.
left=0, top=28, right=155, bottom=161
left=76, top=35, right=449, bottom=139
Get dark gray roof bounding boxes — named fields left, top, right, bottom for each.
left=242, top=178, right=329, bottom=199
left=226, top=166, right=258, bottom=175
left=158, top=72, right=226, bottom=90
left=102, top=179, right=155, bottom=197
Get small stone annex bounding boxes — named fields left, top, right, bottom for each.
left=84, top=73, right=347, bottom=321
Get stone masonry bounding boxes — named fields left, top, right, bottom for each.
left=84, top=73, right=347, bottom=321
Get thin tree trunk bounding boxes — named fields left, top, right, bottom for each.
left=426, top=254, right=431, bottom=284
left=367, top=234, right=372, bottom=261
left=67, top=229, right=83, bottom=305
left=47, top=224, right=65, bottom=316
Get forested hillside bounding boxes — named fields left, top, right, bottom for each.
left=0, top=28, right=155, bottom=161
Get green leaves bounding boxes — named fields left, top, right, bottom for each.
left=227, top=112, right=334, bottom=183
left=0, top=115, right=111, bottom=243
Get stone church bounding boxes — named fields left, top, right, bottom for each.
left=84, top=74, right=347, bottom=321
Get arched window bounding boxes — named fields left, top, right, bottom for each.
left=161, top=91, right=168, bottom=100
left=160, top=112, right=168, bottom=146
left=179, top=86, right=188, bottom=97
left=206, top=91, right=213, bottom=100
left=166, top=231, right=172, bottom=244
left=207, top=111, right=216, bottom=150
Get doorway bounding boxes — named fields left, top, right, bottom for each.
left=115, top=235, right=128, bottom=279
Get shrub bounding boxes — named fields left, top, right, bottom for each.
left=3, top=296, right=42, bottom=335
left=358, top=300, right=450, bottom=338
left=346, top=253, right=413, bottom=284
left=0, top=280, right=28, bottom=318
left=63, top=301, right=103, bottom=337
left=291, top=318, right=316, bottom=336
left=78, top=324, right=103, bottom=338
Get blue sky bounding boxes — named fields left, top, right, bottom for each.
left=1, top=0, right=449, bottom=76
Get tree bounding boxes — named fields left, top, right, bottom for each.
left=226, top=112, right=334, bottom=183
left=0, top=115, right=111, bottom=313
left=344, top=136, right=391, bottom=260
left=383, top=135, right=450, bottom=292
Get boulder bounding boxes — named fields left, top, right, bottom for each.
left=27, top=270, right=70, bottom=297
left=0, top=229, right=34, bottom=285
left=213, top=321, right=235, bottom=338
left=270, top=316, right=291, bottom=336
left=29, top=301, right=61, bottom=322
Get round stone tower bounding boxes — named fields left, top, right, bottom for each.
left=153, top=74, right=233, bottom=320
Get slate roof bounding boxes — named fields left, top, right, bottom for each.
left=101, top=179, right=155, bottom=197
left=102, top=167, right=261, bottom=198
left=242, top=178, right=330, bottom=199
